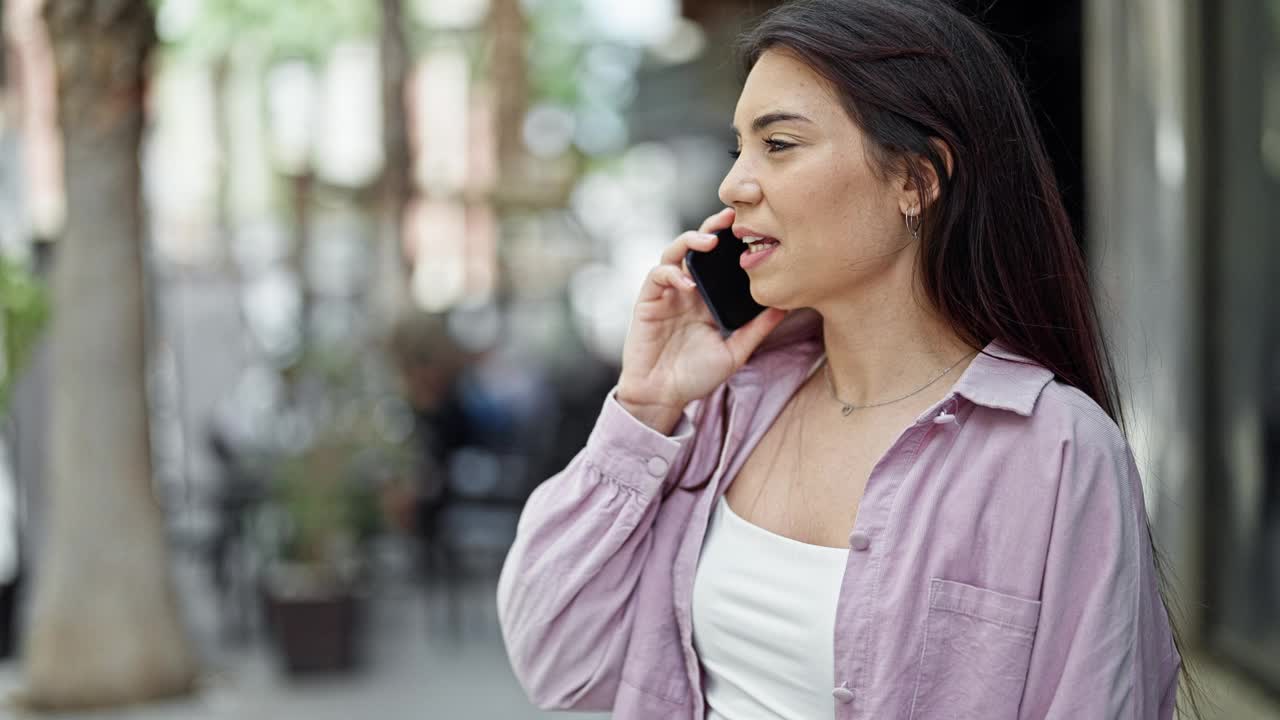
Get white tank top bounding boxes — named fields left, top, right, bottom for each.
left=691, top=494, right=850, bottom=720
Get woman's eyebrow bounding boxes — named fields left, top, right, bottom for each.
left=731, top=111, right=814, bottom=136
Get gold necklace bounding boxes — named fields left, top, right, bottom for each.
left=822, top=351, right=977, bottom=417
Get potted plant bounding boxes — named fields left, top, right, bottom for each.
left=258, top=439, right=371, bottom=674
left=254, top=354, right=412, bottom=675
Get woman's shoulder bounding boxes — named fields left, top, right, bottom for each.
left=1031, top=379, right=1129, bottom=457
left=965, top=341, right=1128, bottom=459
left=995, top=378, right=1143, bottom=516
left=973, top=375, right=1147, bottom=540
left=957, top=345, right=1135, bottom=489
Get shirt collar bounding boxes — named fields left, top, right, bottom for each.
left=950, top=340, right=1055, bottom=417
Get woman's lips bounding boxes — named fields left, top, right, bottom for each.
left=740, top=239, right=780, bottom=270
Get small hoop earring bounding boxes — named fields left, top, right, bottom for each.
left=904, top=210, right=921, bottom=240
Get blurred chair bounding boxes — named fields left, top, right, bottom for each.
left=419, top=452, right=527, bottom=644
left=205, top=423, right=269, bottom=644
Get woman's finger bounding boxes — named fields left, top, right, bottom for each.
left=661, top=230, right=718, bottom=266
left=698, top=207, right=735, bottom=234
left=637, top=263, right=698, bottom=303
left=724, top=307, right=788, bottom=367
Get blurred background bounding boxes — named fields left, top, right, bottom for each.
left=0, top=0, right=1273, bottom=718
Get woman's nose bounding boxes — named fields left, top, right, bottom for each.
left=718, top=162, right=763, bottom=208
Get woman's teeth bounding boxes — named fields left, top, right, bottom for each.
left=743, top=236, right=779, bottom=254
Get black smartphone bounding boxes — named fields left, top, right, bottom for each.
left=685, top=227, right=766, bottom=335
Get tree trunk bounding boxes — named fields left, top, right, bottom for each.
left=372, top=0, right=411, bottom=328
left=0, top=0, right=8, bottom=89
left=211, top=52, right=232, bottom=270
left=20, top=0, right=196, bottom=709
left=490, top=0, right=527, bottom=191
left=290, top=168, right=314, bottom=348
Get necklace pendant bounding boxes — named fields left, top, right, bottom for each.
left=841, top=404, right=854, bottom=417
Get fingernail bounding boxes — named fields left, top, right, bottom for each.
left=683, top=277, right=697, bottom=288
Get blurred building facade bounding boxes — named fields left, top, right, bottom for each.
left=1086, top=0, right=1280, bottom=708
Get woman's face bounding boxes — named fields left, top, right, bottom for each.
left=719, top=49, right=918, bottom=310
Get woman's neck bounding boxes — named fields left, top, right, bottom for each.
left=814, top=282, right=977, bottom=408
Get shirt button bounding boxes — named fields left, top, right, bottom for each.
left=848, top=531, right=870, bottom=551
left=832, top=685, right=855, bottom=703
left=646, top=457, right=669, bottom=477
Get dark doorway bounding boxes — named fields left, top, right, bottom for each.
left=957, top=1, right=1086, bottom=249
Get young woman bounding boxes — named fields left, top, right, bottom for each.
left=498, top=1, right=1196, bottom=717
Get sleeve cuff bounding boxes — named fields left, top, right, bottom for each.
left=582, top=387, right=697, bottom=497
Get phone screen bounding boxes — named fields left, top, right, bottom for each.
left=685, top=228, right=766, bottom=335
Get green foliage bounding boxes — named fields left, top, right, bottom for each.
left=270, top=432, right=379, bottom=570
left=524, top=0, right=588, bottom=107
left=0, top=258, right=50, bottom=412
left=153, top=0, right=378, bottom=63
left=258, top=350, right=416, bottom=587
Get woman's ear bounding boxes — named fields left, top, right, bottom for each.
left=898, top=138, right=954, bottom=214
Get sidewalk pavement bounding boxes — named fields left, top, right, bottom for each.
left=0, top=555, right=607, bottom=720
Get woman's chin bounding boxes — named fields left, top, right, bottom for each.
left=748, top=284, right=798, bottom=311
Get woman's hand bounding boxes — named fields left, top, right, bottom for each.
left=616, top=208, right=787, bottom=434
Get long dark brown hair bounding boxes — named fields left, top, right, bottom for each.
left=738, top=0, right=1206, bottom=715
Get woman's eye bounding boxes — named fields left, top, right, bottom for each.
left=728, top=139, right=793, bottom=159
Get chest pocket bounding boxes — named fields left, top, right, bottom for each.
left=908, top=578, right=1041, bottom=720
